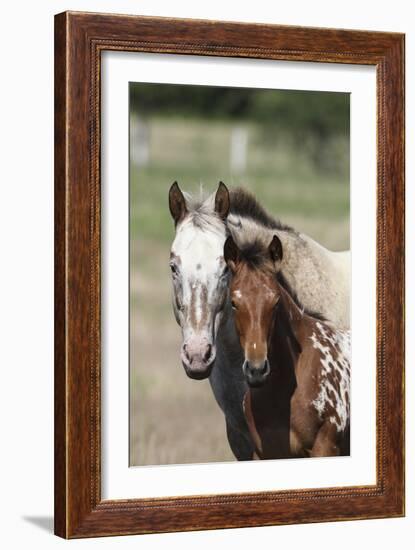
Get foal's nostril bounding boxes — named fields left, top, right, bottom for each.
left=260, top=359, right=270, bottom=376
left=203, top=344, right=212, bottom=362
left=242, top=360, right=250, bottom=378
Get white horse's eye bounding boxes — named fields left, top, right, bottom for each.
left=170, top=263, right=179, bottom=275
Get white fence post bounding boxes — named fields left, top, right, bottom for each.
left=230, top=126, right=248, bottom=174
left=130, top=114, right=150, bottom=167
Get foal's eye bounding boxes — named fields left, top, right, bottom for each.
left=231, top=300, right=237, bottom=310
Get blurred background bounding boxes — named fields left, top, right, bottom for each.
left=129, top=83, right=350, bottom=466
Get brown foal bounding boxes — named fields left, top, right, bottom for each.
left=224, top=235, right=350, bottom=459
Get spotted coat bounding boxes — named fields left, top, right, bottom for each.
left=310, top=322, right=351, bottom=432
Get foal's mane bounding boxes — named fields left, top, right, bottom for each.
left=236, top=239, right=326, bottom=322
left=235, top=239, right=275, bottom=274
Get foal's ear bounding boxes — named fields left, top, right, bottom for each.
left=169, top=181, right=188, bottom=225
left=224, top=235, right=239, bottom=272
left=214, top=181, right=230, bottom=219
left=269, top=235, right=283, bottom=263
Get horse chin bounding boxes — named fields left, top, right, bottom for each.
left=246, top=376, right=267, bottom=388
left=247, top=378, right=266, bottom=388
left=182, top=361, right=214, bottom=380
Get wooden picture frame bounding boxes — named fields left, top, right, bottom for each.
left=54, top=11, right=405, bottom=538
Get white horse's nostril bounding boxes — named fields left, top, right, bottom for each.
left=183, top=344, right=191, bottom=363
left=203, top=344, right=212, bottom=362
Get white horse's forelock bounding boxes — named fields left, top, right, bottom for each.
left=177, top=189, right=224, bottom=237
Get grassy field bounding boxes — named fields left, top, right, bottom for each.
left=129, top=116, right=349, bottom=466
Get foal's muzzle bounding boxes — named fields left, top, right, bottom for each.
left=243, top=359, right=271, bottom=387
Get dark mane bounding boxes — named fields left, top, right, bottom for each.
left=237, top=239, right=327, bottom=322
left=229, top=187, right=294, bottom=232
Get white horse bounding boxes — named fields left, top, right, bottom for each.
left=168, top=182, right=350, bottom=460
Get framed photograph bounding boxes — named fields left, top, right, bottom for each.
left=54, top=11, right=405, bottom=538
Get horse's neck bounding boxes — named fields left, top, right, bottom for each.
left=217, top=300, right=244, bottom=366
left=276, top=285, right=345, bottom=367
left=209, top=298, right=248, bottom=430
left=252, top=294, right=299, bottom=439
left=279, top=231, right=332, bottom=288
left=276, top=285, right=314, bottom=351
left=274, top=230, right=349, bottom=328
left=269, top=288, right=303, bottom=372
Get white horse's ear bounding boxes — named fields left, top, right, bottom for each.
left=214, top=181, right=230, bottom=219
left=224, top=235, right=239, bottom=272
left=169, top=182, right=188, bottom=225
left=269, top=235, right=283, bottom=263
